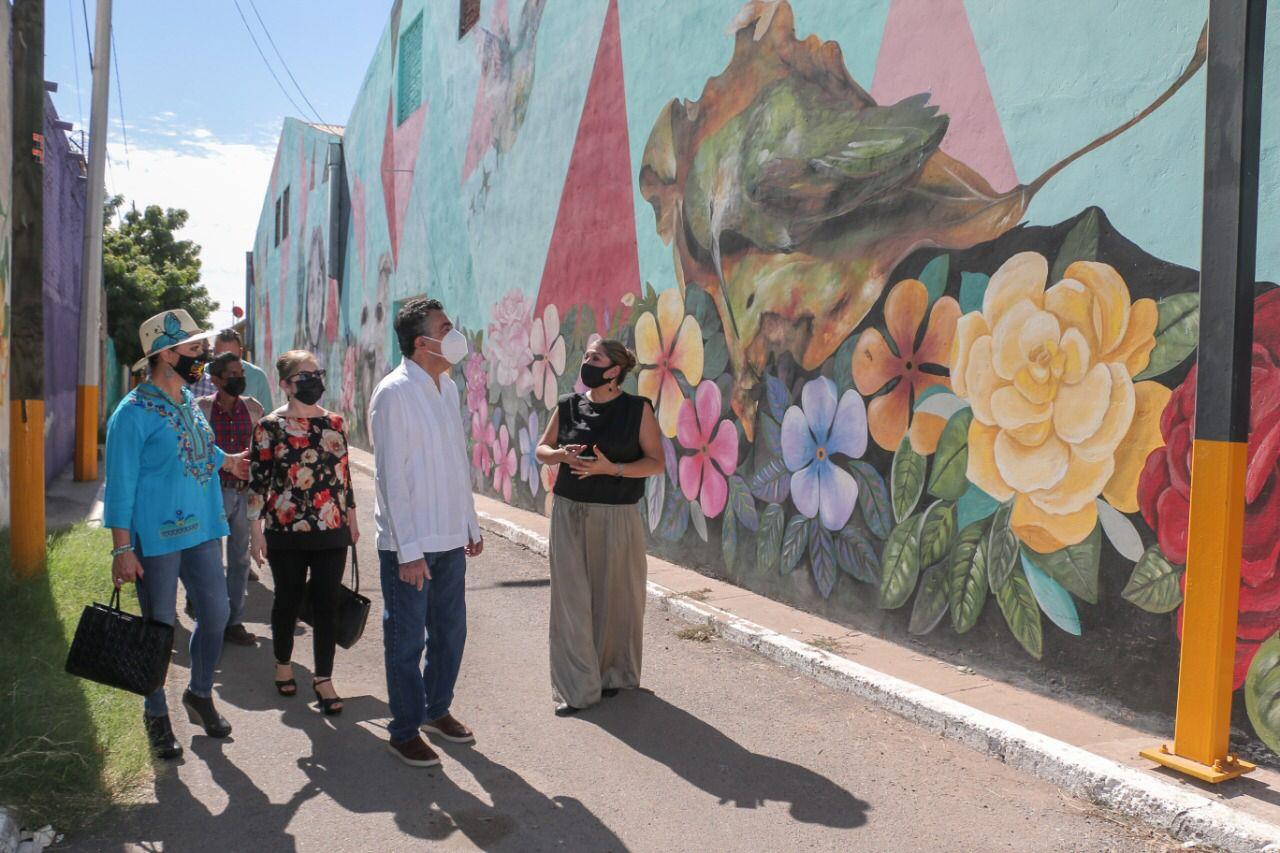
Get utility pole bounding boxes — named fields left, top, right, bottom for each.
left=74, top=0, right=110, bottom=481
left=9, top=0, right=45, bottom=577
left=1141, top=0, right=1267, bottom=783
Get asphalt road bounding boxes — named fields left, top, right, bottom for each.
left=61, top=469, right=1179, bottom=852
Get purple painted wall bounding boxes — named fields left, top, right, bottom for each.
left=41, top=93, right=86, bottom=483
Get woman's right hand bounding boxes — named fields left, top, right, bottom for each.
left=250, top=525, right=267, bottom=568
left=112, top=551, right=144, bottom=587
left=560, top=444, right=587, bottom=465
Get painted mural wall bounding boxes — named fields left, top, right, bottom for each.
left=252, top=0, right=1280, bottom=759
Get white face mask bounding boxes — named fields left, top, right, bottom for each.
left=423, top=328, right=469, bottom=365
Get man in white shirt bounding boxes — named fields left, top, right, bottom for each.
left=370, top=296, right=484, bottom=768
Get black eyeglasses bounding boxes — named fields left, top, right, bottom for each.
left=290, top=369, right=326, bottom=383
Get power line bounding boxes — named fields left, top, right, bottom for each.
left=110, top=26, right=129, bottom=168
left=247, top=0, right=326, bottom=126
left=232, top=0, right=312, bottom=121
left=79, top=0, right=92, bottom=63
left=67, top=0, right=86, bottom=129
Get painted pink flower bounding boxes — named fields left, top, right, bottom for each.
left=540, top=463, right=559, bottom=516
left=530, top=305, right=567, bottom=407
left=676, top=381, right=739, bottom=517
left=463, top=352, right=489, bottom=417
left=491, top=424, right=517, bottom=502
left=471, top=400, right=496, bottom=476
left=483, top=289, right=534, bottom=395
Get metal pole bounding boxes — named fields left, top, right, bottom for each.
left=73, top=0, right=110, bottom=481
left=1141, top=0, right=1267, bottom=784
left=9, top=0, right=45, bottom=576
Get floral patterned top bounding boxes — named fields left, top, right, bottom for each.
left=248, top=411, right=356, bottom=550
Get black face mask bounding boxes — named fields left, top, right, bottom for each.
left=292, top=377, right=325, bottom=405
left=222, top=376, right=246, bottom=397
left=174, top=353, right=207, bottom=385
left=580, top=362, right=614, bottom=389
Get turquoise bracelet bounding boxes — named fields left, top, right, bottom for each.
left=110, top=544, right=135, bottom=558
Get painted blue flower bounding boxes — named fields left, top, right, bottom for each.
left=518, top=410, right=541, bottom=497
left=781, top=377, right=867, bottom=531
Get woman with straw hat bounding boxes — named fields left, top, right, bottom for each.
left=104, top=309, right=251, bottom=760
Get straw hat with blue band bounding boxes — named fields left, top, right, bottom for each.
left=130, top=309, right=219, bottom=372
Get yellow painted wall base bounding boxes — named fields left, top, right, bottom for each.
left=10, top=399, right=47, bottom=577
left=1141, top=439, right=1250, bottom=782
left=74, top=384, right=99, bottom=481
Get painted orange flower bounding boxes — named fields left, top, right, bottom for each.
left=636, top=289, right=704, bottom=437
left=852, top=278, right=960, bottom=452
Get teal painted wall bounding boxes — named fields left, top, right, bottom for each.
left=252, top=0, right=1280, bottom=757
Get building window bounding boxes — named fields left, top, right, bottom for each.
left=396, top=13, right=424, bottom=126
left=274, top=198, right=281, bottom=247
left=282, top=186, right=290, bottom=242
left=459, top=0, right=480, bottom=39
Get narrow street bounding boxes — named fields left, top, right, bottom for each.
left=65, top=468, right=1178, bottom=852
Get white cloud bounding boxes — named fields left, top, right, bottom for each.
left=104, top=133, right=276, bottom=331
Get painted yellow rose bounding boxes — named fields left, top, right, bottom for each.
left=950, top=252, right=1169, bottom=552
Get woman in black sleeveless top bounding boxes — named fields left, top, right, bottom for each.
left=536, top=338, right=665, bottom=715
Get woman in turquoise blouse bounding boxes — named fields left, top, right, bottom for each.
left=104, top=310, right=249, bottom=760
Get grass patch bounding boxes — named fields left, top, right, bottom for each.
left=809, top=635, right=849, bottom=654
left=675, top=625, right=714, bottom=643
left=0, top=525, right=152, bottom=831
left=676, top=588, right=713, bottom=602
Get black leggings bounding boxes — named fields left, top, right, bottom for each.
left=267, top=546, right=347, bottom=678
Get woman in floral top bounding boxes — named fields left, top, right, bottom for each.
left=248, top=349, right=358, bottom=715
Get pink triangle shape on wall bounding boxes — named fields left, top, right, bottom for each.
left=381, top=98, right=428, bottom=268
left=535, top=0, right=639, bottom=330
left=871, top=0, right=1018, bottom=192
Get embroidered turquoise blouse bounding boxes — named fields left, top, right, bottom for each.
left=104, top=383, right=230, bottom=557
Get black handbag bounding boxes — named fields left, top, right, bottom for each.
left=298, top=546, right=371, bottom=649
left=65, top=586, right=174, bottom=696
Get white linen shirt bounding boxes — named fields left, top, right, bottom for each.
left=370, top=358, right=482, bottom=563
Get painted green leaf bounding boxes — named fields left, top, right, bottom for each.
left=835, top=522, right=880, bottom=584
left=918, top=500, right=957, bottom=568
left=728, top=475, right=759, bottom=532
left=781, top=514, right=809, bottom=574
left=1021, top=552, right=1082, bottom=636
left=1049, top=207, right=1100, bottom=281
left=909, top=564, right=950, bottom=635
left=1134, top=292, right=1200, bottom=381
left=1245, top=633, right=1280, bottom=754
left=956, top=484, right=1001, bottom=530
left=1095, top=499, right=1144, bottom=561
left=655, top=487, right=690, bottom=542
left=702, top=334, right=730, bottom=379
left=757, top=503, right=786, bottom=575
left=1122, top=546, right=1184, bottom=613
left=645, top=474, right=665, bottom=534
left=847, top=459, right=892, bottom=540
left=986, top=504, right=1019, bottom=593
left=833, top=333, right=861, bottom=396
left=809, top=526, right=838, bottom=599
left=918, top=254, right=950, bottom=305
left=1027, top=524, right=1101, bottom=605
left=891, top=436, right=926, bottom=523
left=878, top=513, right=922, bottom=609
left=689, top=497, right=709, bottom=542
left=996, top=563, right=1044, bottom=660
left=948, top=520, right=989, bottom=634
left=721, top=501, right=737, bottom=570
left=927, top=410, right=973, bottom=499
left=958, top=272, right=990, bottom=314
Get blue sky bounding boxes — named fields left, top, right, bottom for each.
left=43, top=0, right=389, bottom=329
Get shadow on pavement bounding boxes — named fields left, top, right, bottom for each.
left=586, top=689, right=869, bottom=829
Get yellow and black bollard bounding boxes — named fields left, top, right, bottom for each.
left=1140, top=0, right=1267, bottom=784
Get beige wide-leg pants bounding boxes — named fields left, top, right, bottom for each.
left=549, top=496, right=648, bottom=708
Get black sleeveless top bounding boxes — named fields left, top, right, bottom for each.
left=553, top=392, right=649, bottom=505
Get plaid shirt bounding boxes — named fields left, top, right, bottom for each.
left=208, top=396, right=254, bottom=488
left=190, top=372, right=216, bottom=398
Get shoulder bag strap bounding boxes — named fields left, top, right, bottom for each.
left=109, top=585, right=123, bottom=611
left=349, top=546, right=359, bottom=593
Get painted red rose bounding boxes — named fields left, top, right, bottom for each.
left=1137, top=287, right=1280, bottom=688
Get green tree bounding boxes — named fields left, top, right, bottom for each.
left=103, top=195, right=217, bottom=366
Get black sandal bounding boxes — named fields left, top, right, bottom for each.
left=313, top=678, right=343, bottom=716
left=274, top=663, right=297, bottom=696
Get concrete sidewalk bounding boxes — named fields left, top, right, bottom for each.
left=345, top=445, right=1280, bottom=850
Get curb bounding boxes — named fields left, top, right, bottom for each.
left=86, top=481, right=105, bottom=528
left=474, top=510, right=1280, bottom=852
left=0, top=808, right=16, bottom=853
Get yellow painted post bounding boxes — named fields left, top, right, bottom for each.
left=10, top=400, right=46, bottom=577
left=74, top=384, right=98, bottom=480
left=1140, top=0, right=1266, bottom=784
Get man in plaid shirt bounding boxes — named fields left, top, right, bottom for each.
left=197, top=352, right=266, bottom=646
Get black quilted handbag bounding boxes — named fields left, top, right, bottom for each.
left=65, top=586, right=174, bottom=696
left=298, top=546, right=370, bottom=649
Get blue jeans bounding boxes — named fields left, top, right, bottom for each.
left=379, top=548, right=467, bottom=742
left=135, top=537, right=229, bottom=717
left=221, top=486, right=250, bottom=627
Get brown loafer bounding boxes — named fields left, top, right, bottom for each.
left=388, top=735, right=440, bottom=767
left=421, top=714, right=475, bottom=744
left=224, top=624, right=257, bottom=646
